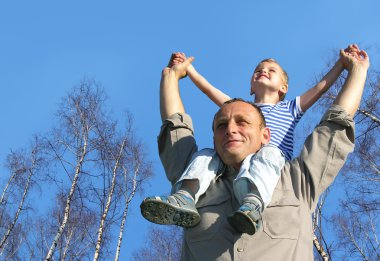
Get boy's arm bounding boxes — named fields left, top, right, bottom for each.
left=299, top=59, right=344, bottom=112
left=186, top=64, right=231, bottom=107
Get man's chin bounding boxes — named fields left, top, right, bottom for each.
left=219, top=151, right=245, bottom=168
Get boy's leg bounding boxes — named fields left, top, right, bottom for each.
left=173, top=148, right=223, bottom=203
left=178, top=179, right=200, bottom=199
left=228, top=146, right=285, bottom=235
left=140, top=180, right=200, bottom=227
left=228, top=178, right=264, bottom=235
left=140, top=148, right=221, bottom=228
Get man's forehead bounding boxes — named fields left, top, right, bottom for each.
left=215, top=101, right=258, bottom=119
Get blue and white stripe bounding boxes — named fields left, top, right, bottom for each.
left=256, top=96, right=304, bottom=160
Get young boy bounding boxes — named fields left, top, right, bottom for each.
left=141, top=46, right=357, bottom=235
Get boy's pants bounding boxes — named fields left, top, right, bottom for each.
left=172, top=145, right=285, bottom=207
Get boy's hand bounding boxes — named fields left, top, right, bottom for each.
left=168, top=52, right=187, bottom=67
left=340, top=44, right=370, bottom=71
left=169, top=53, right=196, bottom=75
left=162, top=52, right=194, bottom=80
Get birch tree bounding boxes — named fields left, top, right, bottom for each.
left=93, top=127, right=129, bottom=261
left=132, top=226, right=183, bottom=261
left=45, top=81, right=98, bottom=260
left=1, top=79, right=152, bottom=260
left=92, top=111, right=152, bottom=260
left=0, top=136, right=43, bottom=260
left=114, top=136, right=151, bottom=261
left=40, top=79, right=152, bottom=260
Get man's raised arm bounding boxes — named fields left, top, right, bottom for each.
left=160, top=53, right=194, bottom=121
left=333, top=44, right=370, bottom=116
left=158, top=53, right=198, bottom=185
left=293, top=44, right=369, bottom=211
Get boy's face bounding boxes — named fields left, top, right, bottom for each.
left=250, top=61, right=288, bottom=99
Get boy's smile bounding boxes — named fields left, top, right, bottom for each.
left=256, top=72, right=269, bottom=80
left=250, top=61, right=288, bottom=100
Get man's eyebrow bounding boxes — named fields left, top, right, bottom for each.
left=214, top=116, right=228, bottom=122
left=235, top=114, right=253, bottom=122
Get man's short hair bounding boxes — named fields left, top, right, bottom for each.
left=212, top=98, right=266, bottom=131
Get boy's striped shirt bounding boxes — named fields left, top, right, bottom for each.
left=256, top=96, right=304, bottom=160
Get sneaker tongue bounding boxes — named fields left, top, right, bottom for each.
left=243, top=195, right=263, bottom=212
left=176, top=189, right=195, bottom=201
left=245, top=201, right=262, bottom=212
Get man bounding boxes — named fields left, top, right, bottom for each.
left=153, top=45, right=369, bottom=260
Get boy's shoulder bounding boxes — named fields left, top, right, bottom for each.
left=276, top=98, right=296, bottom=107
left=256, top=97, right=299, bottom=111
left=268, top=97, right=300, bottom=112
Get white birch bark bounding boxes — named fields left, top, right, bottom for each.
left=45, top=134, right=88, bottom=261
left=0, top=167, right=33, bottom=250
left=61, top=228, right=74, bottom=261
left=0, top=171, right=16, bottom=206
left=114, top=160, right=139, bottom=261
left=312, top=235, right=329, bottom=261
left=93, top=138, right=127, bottom=261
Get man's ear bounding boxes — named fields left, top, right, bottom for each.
left=261, top=127, right=271, bottom=145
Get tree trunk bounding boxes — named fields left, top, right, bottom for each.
left=45, top=136, right=88, bottom=261
left=313, top=234, right=329, bottom=261
left=114, top=161, right=139, bottom=261
left=93, top=138, right=127, bottom=261
left=0, top=168, right=33, bottom=250
left=0, top=172, right=16, bottom=206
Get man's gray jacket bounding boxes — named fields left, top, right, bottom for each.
left=158, top=105, right=354, bottom=261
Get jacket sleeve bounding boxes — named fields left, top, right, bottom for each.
left=288, top=105, right=355, bottom=211
left=157, top=113, right=198, bottom=185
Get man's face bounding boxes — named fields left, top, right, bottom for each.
left=213, top=101, right=270, bottom=169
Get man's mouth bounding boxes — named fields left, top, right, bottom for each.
left=224, top=139, right=242, bottom=147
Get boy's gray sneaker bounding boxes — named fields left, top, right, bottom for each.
left=140, top=193, right=200, bottom=228
left=228, top=201, right=262, bottom=235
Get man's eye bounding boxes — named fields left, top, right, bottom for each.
left=216, top=123, right=226, bottom=129
left=237, top=121, right=248, bottom=126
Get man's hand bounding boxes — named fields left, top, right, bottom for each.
left=163, top=52, right=194, bottom=80
left=168, top=52, right=186, bottom=67
left=334, top=44, right=370, bottom=116
left=340, top=44, right=370, bottom=72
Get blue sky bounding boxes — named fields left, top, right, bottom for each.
left=1, top=1, right=379, bottom=259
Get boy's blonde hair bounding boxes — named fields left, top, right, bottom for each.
left=256, top=58, right=289, bottom=101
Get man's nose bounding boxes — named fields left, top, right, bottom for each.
left=225, top=122, right=237, bottom=135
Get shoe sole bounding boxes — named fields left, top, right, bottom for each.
left=140, top=198, right=200, bottom=228
left=228, top=211, right=257, bottom=235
